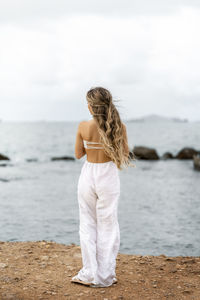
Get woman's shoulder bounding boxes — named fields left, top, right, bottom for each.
left=77, top=119, right=95, bottom=132
left=78, top=119, right=94, bottom=126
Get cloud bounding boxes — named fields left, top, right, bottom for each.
left=0, top=0, right=200, bottom=24
left=0, top=3, right=200, bottom=121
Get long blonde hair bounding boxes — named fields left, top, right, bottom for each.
left=86, top=87, right=137, bottom=170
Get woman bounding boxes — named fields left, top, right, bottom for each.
left=71, top=87, right=136, bottom=288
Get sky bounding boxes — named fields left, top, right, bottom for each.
left=0, top=0, right=200, bottom=122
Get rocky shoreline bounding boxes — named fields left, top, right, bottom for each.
left=1, top=146, right=200, bottom=163
left=0, top=241, right=200, bottom=299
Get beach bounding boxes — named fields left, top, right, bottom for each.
left=0, top=240, right=200, bottom=300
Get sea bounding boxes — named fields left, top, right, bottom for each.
left=0, top=119, right=200, bottom=256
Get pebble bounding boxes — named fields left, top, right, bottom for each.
left=159, top=254, right=167, bottom=258
left=183, top=290, right=191, bottom=294
left=132, top=280, right=138, bottom=284
left=40, top=242, right=46, bottom=245
left=41, top=256, right=49, bottom=261
left=44, top=281, right=50, bottom=284
left=73, top=252, right=82, bottom=258
left=66, top=266, right=75, bottom=271
left=165, top=257, right=175, bottom=261
left=182, top=259, right=196, bottom=264
left=0, top=263, right=8, bottom=268
left=170, top=269, right=177, bottom=273
left=1, top=276, right=12, bottom=283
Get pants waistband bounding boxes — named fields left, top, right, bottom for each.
left=85, top=160, right=114, bottom=165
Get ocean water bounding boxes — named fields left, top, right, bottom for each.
left=0, top=120, right=200, bottom=256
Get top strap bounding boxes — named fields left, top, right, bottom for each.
left=83, top=140, right=104, bottom=149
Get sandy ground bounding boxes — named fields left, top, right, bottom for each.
left=0, top=240, right=200, bottom=300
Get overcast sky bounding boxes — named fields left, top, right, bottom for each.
left=0, top=0, right=200, bottom=121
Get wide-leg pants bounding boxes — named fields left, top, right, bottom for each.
left=77, top=160, right=120, bottom=287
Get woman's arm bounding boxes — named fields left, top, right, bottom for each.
left=122, top=123, right=130, bottom=157
left=75, top=121, right=86, bottom=159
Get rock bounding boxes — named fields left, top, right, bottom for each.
left=41, top=255, right=49, bottom=261
left=26, top=158, right=38, bottom=162
left=183, top=290, right=192, bottom=294
left=73, top=252, right=82, bottom=258
left=175, top=147, right=199, bottom=159
left=0, top=153, right=10, bottom=161
left=128, top=151, right=135, bottom=159
left=132, top=280, right=138, bottom=284
left=66, top=266, right=75, bottom=271
left=133, top=146, right=159, bottom=160
left=193, top=154, right=200, bottom=171
left=182, top=259, right=196, bottom=264
left=51, top=156, right=75, bottom=161
left=0, top=293, right=16, bottom=300
left=0, top=263, right=8, bottom=268
left=161, top=152, right=174, bottom=159
left=165, top=257, right=175, bottom=261
left=0, top=178, right=10, bottom=182
left=1, top=276, right=13, bottom=283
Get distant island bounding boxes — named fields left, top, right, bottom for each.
left=125, top=114, right=188, bottom=123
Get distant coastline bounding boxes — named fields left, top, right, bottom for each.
left=1, top=114, right=200, bottom=123
left=125, top=114, right=189, bottom=123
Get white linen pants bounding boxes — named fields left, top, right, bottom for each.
left=77, top=160, right=120, bottom=287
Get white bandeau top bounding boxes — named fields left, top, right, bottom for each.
left=83, top=139, right=104, bottom=149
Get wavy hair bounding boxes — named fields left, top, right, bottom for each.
left=86, top=86, right=137, bottom=170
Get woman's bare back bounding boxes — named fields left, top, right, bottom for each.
left=81, top=119, right=112, bottom=163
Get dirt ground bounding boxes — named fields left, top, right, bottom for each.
left=0, top=240, right=200, bottom=300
